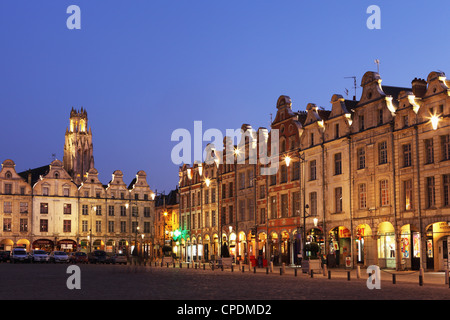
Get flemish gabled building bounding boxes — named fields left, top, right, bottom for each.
left=0, top=160, right=33, bottom=251
left=0, top=108, right=156, bottom=257
left=31, top=159, right=79, bottom=251
left=154, top=189, right=179, bottom=258
left=174, top=70, right=449, bottom=271
left=266, top=96, right=305, bottom=266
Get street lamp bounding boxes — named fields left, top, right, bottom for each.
left=430, top=114, right=440, bottom=130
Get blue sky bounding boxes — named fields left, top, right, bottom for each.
left=1, top=1, right=449, bottom=193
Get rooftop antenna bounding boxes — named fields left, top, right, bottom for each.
left=344, top=76, right=357, bottom=100
left=374, top=59, right=380, bottom=73
left=51, top=153, right=56, bottom=161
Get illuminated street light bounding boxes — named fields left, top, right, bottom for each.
left=430, top=114, right=440, bottom=130
left=285, top=156, right=291, bottom=167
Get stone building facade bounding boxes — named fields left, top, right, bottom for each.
left=178, top=70, right=450, bottom=271
left=0, top=109, right=156, bottom=257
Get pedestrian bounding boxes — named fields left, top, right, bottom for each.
left=297, top=252, right=303, bottom=267
left=132, top=247, right=138, bottom=266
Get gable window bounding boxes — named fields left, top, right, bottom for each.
left=425, top=138, right=434, bottom=164
left=4, top=184, right=12, bottom=195
left=441, top=135, right=450, bottom=161
left=402, top=144, right=412, bottom=167
left=334, top=153, right=342, bottom=175
left=63, top=203, right=72, bottom=215
left=357, top=148, right=365, bottom=169
left=426, top=176, right=435, bottom=208
left=310, top=160, right=317, bottom=181
left=378, top=141, right=388, bottom=165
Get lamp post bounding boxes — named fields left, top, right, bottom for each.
left=152, top=190, right=167, bottom=260
left=125, top=203, right=130, bottom=257
left=90, top=205, right=97, bottom=253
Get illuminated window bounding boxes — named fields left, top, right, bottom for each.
left=359, top=184, right=367, bottom=209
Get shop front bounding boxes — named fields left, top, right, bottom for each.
left=229, top=233, right=236, bottom=258
left=237, top=232, right=247, bottom=263
left=269, top=232, right=279, bottom=265
left=258, top=232, right=268, bottom=261
left=426, top=222, right=450, bottom=271
left=118, top=239, right=128, bottom=255
left=93, top=239, right=104, bottom=251
left=305, top=228, right=324, bottom=259
left=355, top=224, right=369, bottom=265
left=32, top=239, right=54, bottom=252
left=293, top=230, right=302, bottom=265
left=377, top=222, right=396, bottom=269
left=58, top=239, right=77, bottom=252
left=203, top=234, right=210, bottom=262
left=17, top=239, right=30, bottom=251
left=280, top=231, right=290, bottom=265
left=328, top=226, right=351, bottom=268
left=400, top=225, right=421, bottom=270
left=0, top=239, right=14, bottom=251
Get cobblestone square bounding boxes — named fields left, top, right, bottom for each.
left=1, top=263, right=450, bottom=301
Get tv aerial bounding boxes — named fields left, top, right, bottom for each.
left=344, top=76, right=357, bottom=100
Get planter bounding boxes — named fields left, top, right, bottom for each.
left=302, top=259, right=322, bottom=273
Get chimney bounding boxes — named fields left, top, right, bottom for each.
left=411, top=78, right=427, bottom=98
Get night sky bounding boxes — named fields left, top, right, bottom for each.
left=1, top=1, right=449, bottom=193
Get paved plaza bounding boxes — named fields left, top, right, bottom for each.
left=0, top=262, right=449, bottom=301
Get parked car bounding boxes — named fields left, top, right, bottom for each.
left=10, top=248, right=30, bottom=263
left=0, top=251, right=10, bottom=262
left=49, top=251, right=69, bottom=263
left=69, top=251, right=88, bottom=264
left=110, top=253, right=127, bottom=265
left=88, top=250, right=110, bottom=264
left=30, top=250, right=49, bottom=263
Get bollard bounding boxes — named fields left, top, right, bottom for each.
left=187, top=263, right=189, bottom=269
left=347, top=271, right=351, bottom=281
left=266, top=267, right=269, bottom=274
left=392, top=274, right=396, bottom=284
left=221, top=265, right=224, bottom=271
left=445, top=269, right=449, bottom=285
left=254, top=267, right=257, bottom=274
left=242, top=265, right=245, bottom=273
left=231, top=265, right=234, bottom=272
left=357, top=266, right=361, bottom=279
left=310, top=270, right=314, bottom=278
left=173, top=263, right=175, bottom=268
left=419, top=268, right=424, bottom=286
left=328, top=270, right=331, bottom=279
left=167, top=263, right=169, bottom=268
left=295, top=268, right=297, bottom=277
left=180, top=263, right=182, bottom=269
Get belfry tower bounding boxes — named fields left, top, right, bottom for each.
left=63, top=107, right=94, bottom=185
